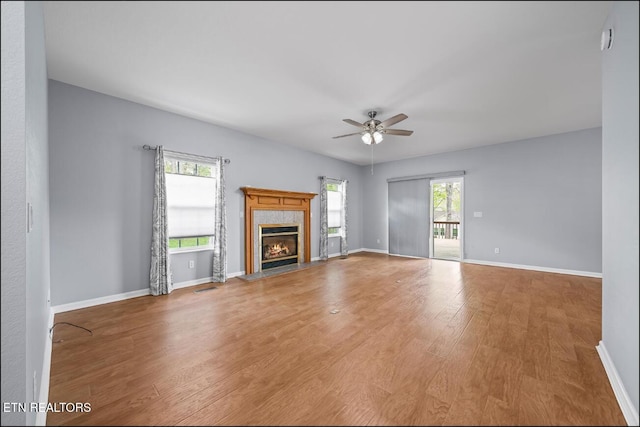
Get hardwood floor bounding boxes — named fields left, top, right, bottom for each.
left=47, top=253, right=625, bottom=426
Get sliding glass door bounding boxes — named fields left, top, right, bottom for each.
left=387, top=174, right=464, bottom=260
left=430, top=177, right=463, bottom=260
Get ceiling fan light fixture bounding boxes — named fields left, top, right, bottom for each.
left=373, top=131, right=383, bottom=144
left=361, top=131, right=383, bottom=145
left=334, top=110, right=411, bottom=148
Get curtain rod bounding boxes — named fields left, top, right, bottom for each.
left=143, top=144, right=230, bottom=164
left=387, top=170, right=465, bottom=183
left=318, top=176, right=349, bottom=183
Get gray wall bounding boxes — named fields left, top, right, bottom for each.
left=25, top=3, right=51, bottom=425
left=1, top=2, right=27, bottom=425
left=602, top=0, right=639, bottom=417
left=49, top=80, right=362, bottom=305
left=361, top=128, right=603, bottom=273
left=1, top=1, right=50, bottom=425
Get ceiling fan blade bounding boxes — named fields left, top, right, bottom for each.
left=384, top=129, right=413, bottom=136
left=332, top=132, right=362, bottom=139
left=379, top=113, right=408, bottom=128
left=343, top=119, right=365, bottom=128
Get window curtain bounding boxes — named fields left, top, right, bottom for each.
left=150, top=149, right=227, bottom=295
left=150, top=146, right=173, bottom=295
left=320, top=177, right=329, bottom=260
left=340, top=180, right=348, bottom=257
left=164, top=151, right=227, bottom=283
left=212, top=157, right=227, bottom=282
left=319, top=177, right=348, bottom=260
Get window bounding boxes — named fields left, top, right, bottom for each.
left=327, top=182, right=343, bottom=237
left=165, top=157, right=216, bottom=252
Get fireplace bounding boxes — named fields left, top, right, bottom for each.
left=259, top=224, right=300, bottom=270
left=241, top=187, right=316, bottom=275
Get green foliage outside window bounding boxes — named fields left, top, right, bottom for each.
left=165, top=159, right=212, bottom=177
left=169, top=236, right=212, bottom=250
left=432, top=182, right=461, bottom=221
left=326, top=183, right=339, bottom=192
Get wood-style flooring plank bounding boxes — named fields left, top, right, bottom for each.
left=47, top=253, right=625, bottom=426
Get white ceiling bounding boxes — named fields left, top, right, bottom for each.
left=43, top=1, right=611, bottom=165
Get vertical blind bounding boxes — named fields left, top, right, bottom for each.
left=388, top=178, right=430, bottom=258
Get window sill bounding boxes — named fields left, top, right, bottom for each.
left=169, top=247, right=214, bottom=255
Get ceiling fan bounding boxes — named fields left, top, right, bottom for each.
left=333, top=110, right=413, bottom=144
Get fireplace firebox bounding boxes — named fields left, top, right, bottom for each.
left=259, top=224, right=300, bottom=271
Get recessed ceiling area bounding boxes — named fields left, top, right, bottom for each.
left=43, top=1, right=611, bottom=165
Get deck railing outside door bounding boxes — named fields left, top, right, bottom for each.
left=433, top=221, right=459, bottom=239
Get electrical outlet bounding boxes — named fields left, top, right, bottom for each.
left=377, top=239, right=381, bottom=244
left=494, top=248, right=500, bottom=254
left=189, top=260, right=195, bottom=269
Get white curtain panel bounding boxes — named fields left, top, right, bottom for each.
left=150, top=146, right=173, bottom=295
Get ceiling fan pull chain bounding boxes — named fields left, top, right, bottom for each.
left=371, top=143, right=374, bottom=175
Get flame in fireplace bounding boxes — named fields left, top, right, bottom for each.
left=264, top=242, right=291, bottom=259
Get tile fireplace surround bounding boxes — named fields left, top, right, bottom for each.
left=241, top=187, right=317, bottom=275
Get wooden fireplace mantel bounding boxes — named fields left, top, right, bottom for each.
left=241, top=187, right=317, bottom=275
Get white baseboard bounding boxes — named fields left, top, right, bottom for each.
left=361, top=248, right=389, bottom=255
left=345, top=254, right=602, bottom=277
left=363, top=248, right=434, bottom=259
left=341, top=248, right=363, bottom=256
left=463, top=259, right=602, bottom=278
left=35, top=309, right=55, bottom=426
left=328, top=248, right=363, bottom=259
left=596, top=341, right=639, bottom=426
left=174, top=271, right=244, bottom=289
left=49, top=258, right=600, bottom=315
left=173, top=277, right=214, bottom=290
left=52, top=288, right=151, bottom=314
left=228, top=270, right=245, bottom=279
left=52, top=272, right=246, bottom=314
left=312, top=248, right=364, bottom=262
left=173, top=272, right=243, bottom=289
left=388, top=253, right=428, bottom=259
